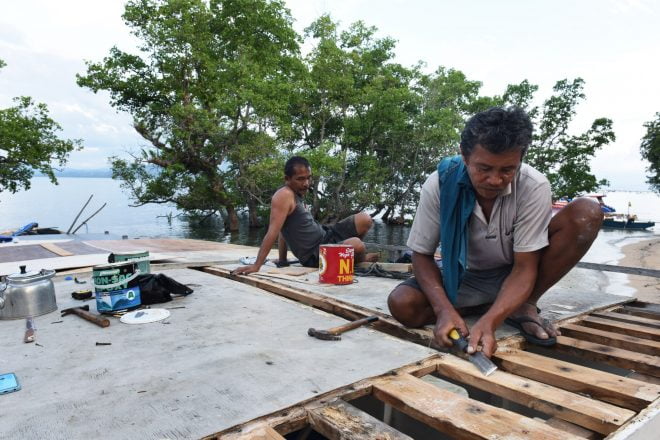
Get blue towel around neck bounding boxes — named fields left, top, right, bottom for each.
left=437, top=156, right=476, bottom=304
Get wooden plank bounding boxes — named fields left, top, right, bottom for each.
left=434, top=354, right=634, bottom=434
left=223, top=425, right=286, bottom=439
left=590, top=311, right=660, bottom=329
left=560, top=323, right=660, bottom=356
left=39, top=242, right=75, bottom=256
left=543, top=418, right=599, bottom=439
left=628, top=372, right=660, bottom=385
left=372, top=373, right=580, bottom=440
left=578, top=315, right=660, bottom=341
left=553, top=335, right=660, bottom=377
left=308, top=400, right=413, bottom=440
left=575, top=261, right=660, bottom=278
left=494, top=349, right=660, bottom=411
left=202, top=266, right=439, bottom=349
left=618, top=305, right=660, bottom=320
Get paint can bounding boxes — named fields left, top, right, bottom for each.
left=319, top=244, right=354, bottom=285
left=108, top=250, right=150, bottom=274
left=92, top=261, right=142, bottom=314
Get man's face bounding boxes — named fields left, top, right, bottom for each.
left=463, top=144, right=522, bottom=201
left=285, top=165, right=312, bottom=197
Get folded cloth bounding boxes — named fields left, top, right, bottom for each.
left=438, top=155, right=476, bottom=305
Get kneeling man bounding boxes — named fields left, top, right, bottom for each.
left=387, top=107, right=603, bottom=357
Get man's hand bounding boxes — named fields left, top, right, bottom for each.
left=274, top=259, right=290, bottom=268
left=467, top=317, right=497, bottom=357
left=231, top=265, right=260, bottom=276
left=433, top=309, right=469, bottom=348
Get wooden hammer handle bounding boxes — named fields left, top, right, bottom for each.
left=327, top=316, right=378, bottom=335
left=71, top=308, right=110, bottom=328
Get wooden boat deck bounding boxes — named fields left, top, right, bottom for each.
left=0, top=238, right=658, bottom=439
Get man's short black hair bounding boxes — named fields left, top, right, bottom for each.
left=460, top=107, right=533, bottom=157
left=284, top=156, right=311, bottom=177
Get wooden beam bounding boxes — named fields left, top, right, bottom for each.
left=494, top=349, right=660, bottom=411
left=595, top=310, right=660, bottom=329
left=618, top=305, right=660, bottom=321
left=40, top=243, right=74, bottom=256
left=543, top=418, right=599, bottom=440
left=578, top=315, right=660, bottom=341
left=372, top=373, right=581, bottom=440
left=221, top=425, right=286, bottom=439
left=434, top=354, right=634, bottom=435
left=575, top=261, right=660, bottom=278
left=560, top=323, right=660, bottom=356
left=308, top=401, right=412, bottom=440
left=553, top=335, right=660, bottom=377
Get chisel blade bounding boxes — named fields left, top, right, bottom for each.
left=449, top=329, right=498, bottom=376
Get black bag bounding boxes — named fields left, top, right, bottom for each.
left=131, top=273, right=193, bottom=305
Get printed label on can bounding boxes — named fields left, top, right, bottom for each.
left=319, top=244, right=354, bottom=284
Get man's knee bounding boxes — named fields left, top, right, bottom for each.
left=551, top=197, right=603, bottom=244
left=387, top=285, right=428, bottom=328
left=354, top=211, right=373, bottom=235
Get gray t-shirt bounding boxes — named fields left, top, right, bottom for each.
left=406, top=163, right=552, bottom=270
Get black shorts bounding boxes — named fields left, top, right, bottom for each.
left=300, top=215, right=358, bottom=267
left=397, top=265, right=512, bottom=308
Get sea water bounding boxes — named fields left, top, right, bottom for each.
left=1, top=178, right=658, bottom=297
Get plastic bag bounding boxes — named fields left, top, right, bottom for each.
left=131, top=273, right=193, bottom=305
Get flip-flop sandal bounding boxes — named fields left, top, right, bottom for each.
left=504, top=315, right=557, bottom=347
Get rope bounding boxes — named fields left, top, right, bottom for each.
left=355, top=263, right=412, bottom=280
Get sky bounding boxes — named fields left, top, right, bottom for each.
left=1, top=0, right=658, bottom=191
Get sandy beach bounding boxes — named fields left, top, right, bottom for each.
left=619, top=237, right=660, bottom=303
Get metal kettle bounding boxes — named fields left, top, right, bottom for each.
left=0, top=265, right=58, bottom=319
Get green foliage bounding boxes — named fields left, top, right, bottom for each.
left=0, top=59, right=80, bottom=194
left=502, top=78, right=615, bottom=198
left=640, top=112, right=660, bottom=193
left=81, top=4, right=615, bottom=226
left=77, top=0, right=302, bottom=229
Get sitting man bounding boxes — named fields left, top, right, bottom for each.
left=233, top=156, right=376, bottom=275
left=387, top=107, right=603, bottom=357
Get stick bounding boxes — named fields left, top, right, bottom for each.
left=71, top=203, right=107, bottom=234
left=66, top=194, right=93, bottom=234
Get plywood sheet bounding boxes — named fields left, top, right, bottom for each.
left=0, top=269, right=435, bottom=440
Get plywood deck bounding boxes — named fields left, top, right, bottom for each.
left=0, top=268, right=435, bottom=439
left=215, top=263, right=631, bottom=341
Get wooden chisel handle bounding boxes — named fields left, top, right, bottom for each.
left=328, top=316, right=379, bottom=335
left=72, top=308, right=110, bottom=328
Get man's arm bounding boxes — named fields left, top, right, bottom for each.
left=412, top=251, right=469, bottom=347
left=468, top=250, right=541, bottom=356
left=277, top=233, right=289, bottom=266
left=232, top=190, right=293, bottom=275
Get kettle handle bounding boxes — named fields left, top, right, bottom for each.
left=0, top=277, right=5, bottom=309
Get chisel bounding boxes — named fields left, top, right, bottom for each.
left=448, top=329, right=497, bottom=376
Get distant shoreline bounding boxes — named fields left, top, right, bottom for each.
left=620, top=237, right=660, bottom=303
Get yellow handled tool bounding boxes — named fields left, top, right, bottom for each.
left=449, top=329, right=497, bottom=376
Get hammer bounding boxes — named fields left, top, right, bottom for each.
left=308, top=316, right=379, bottom=341
left=61, top=305, right=110, bottom=328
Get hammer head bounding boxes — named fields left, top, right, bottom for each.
left=308, top=327, right=341, bottom=341
left=61, top=304, right=90, bottom=316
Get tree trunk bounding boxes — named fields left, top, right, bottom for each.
left=370, top=204, right=384, bottom=218
left=225, top=205, right=240, bottom=231
left=248, top=198, right=261, bottom=228
left=382, top=206, right=392, bottom=223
